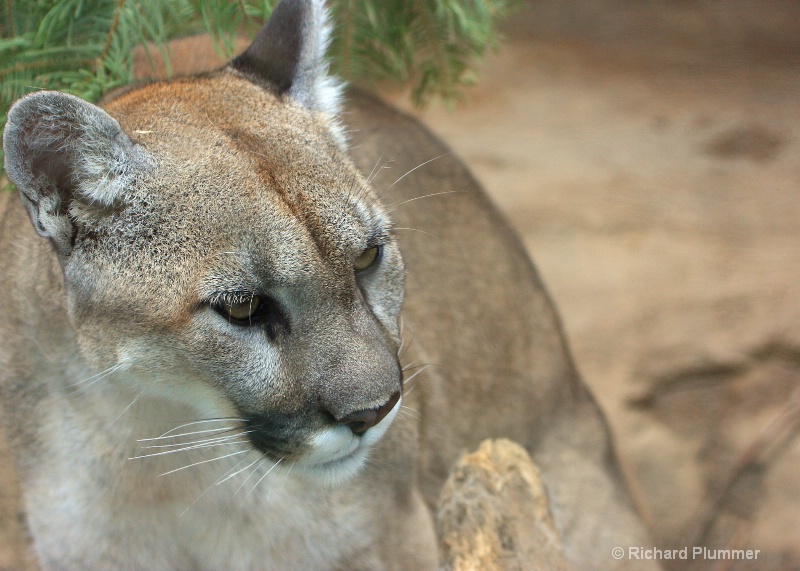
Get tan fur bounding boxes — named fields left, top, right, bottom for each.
left=0, top=2, right=657, bottom=569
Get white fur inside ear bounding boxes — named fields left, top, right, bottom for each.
left=4, top=91, right=151, bottom=248
left=291, top=0, right=347, bottom=148
left=6, top=92, right=148, bottom=207
left=74, top=117, right=147, bottom=206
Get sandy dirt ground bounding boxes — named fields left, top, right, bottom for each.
left=2, top=1, right=799, bottom=569
left=387, top=1, right=800, bottom=568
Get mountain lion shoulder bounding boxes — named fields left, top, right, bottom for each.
left=0, top=0, right=657, bottom=569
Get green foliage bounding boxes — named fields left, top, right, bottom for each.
left=0, top=0, right=519, bottom=183
left=330, top=0, right=519, bottom=105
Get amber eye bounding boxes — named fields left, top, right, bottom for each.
left=218, top=295, right=262, bottom=322
left=354, top=246, right=381, bottom=272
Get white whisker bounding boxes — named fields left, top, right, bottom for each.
left=137, top=426, right=240, bottom=442
left=64, top=362, right=123, bottom=391
left=403, top=364, right=432, bottom=388
left=130, top=435, right=250, bottom=459
left=233, top=458, right=266, bottom=498
left=393, top=227, right=434, bottom=237
left=387, top=190, right=463, bottom=212
left=400, top=406, right=420, bottom=421
left=179, top=454, right=254, bottom=517
left=398, top=322, right=418, bottom=360
left=383, top=153, right=449, bottom=193
left=140, top=431, right=251, bottom=450
left=402, top=404, right=419, bottom=414
left=396, top=411, right=416, bottom=423
left=364, top=152, right=386, bottom=186
left=246, top=458, right=284, bottom=498
left=403, top=364, right=435, bottom=397
left=158, top=449, right=248, bottom=477
left=216, top=458, right=262, bottom=486
left=110, top=390, right=143, bottom=427
left=401, top=360, right=422, bottom=372
left=155, top=418, right=247, bottom=438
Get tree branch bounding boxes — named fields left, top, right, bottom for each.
left=96, top=0, right=128, bottom=73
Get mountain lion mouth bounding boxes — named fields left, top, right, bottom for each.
left=297, top=443, right=369, bottom=484
left=244, top=394, right=402, bottom=484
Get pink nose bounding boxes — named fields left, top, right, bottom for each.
left=338, top=391, right=401, bottom=434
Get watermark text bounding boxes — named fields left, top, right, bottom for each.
left=612, top=546, right=761, bottom=561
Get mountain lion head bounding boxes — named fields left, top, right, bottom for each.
left=3, top=0, right=404, bottom=484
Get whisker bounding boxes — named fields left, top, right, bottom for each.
left=401, top=361, right=424, bottom=372
left=397, top=409, right=420, bottom=422
left=130, top=435, right=251, bottom=459
left=130, top=441, right=250, bottom=461
left=158, top=449, right=248, bottom=477
left=383, top=153, right=449, bottom=194
left=216, top=457, right=262, bottom=486
left=216, top=454, right=252, bottom=481
left=233, top=458, right=266, bottom=498
left=246, top=457, right=284, bottom=498
left=398, top=322, right=417, bottom=360
left=64, top=363, right=123, bottom=391
left=402, top=364, right=432, bottom=388
left=346, top=154, right=391, bottom=208
left=364, top=152, right=387, bottom=186
left=180, top=453, right=255, bottom=516
left=361, top=455, right=394, bottom=470
left=138, top=426, right=240, bottom=442
left=397, top=319, right=406, bottom=357
left=387, top=190, right=463, bottom=212
left=393, top=227, right=434, bottom=237
left=109, top=390, right=143, bottom=427
left=155, top=418, right=247, bottom=438
left=402, top=364, right=436, bottom=398
left=140, top=431, right=252, bottom=450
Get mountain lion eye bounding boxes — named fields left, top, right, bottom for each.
left=354, top=246, right=381, bottom=272
left=217, top=295, right=263, bottom=323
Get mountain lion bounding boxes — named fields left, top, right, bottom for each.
left=1, top=1, right=656, bottom=569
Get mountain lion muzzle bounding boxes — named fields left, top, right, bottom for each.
left=0, top=0, right=658, bottom=569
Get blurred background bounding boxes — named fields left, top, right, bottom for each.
left=390, top=1, right=800, bottom=569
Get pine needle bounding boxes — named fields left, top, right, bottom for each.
left=1, top=0, right=521, bottom=185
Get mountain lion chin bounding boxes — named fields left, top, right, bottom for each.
left=297, top=402, right=401, bottom=485
left=297, top=446, right=371, bottom=487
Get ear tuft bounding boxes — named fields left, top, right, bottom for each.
left=3, top=91, right=151, bottom=254
left=231, top=0, right=346, bottom=147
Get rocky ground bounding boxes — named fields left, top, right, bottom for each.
left=388, top=1, right=800, bottom=568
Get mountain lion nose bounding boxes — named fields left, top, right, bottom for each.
left=338, top=391, right=401, bottom=435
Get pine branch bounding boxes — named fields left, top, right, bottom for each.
left=96, top=0, right=127, bottom=74
left=413, top=0, right=450, bottom=102
left=1, top=0, right=521, bottom=186
left=4, top=0, right=15, bottom=37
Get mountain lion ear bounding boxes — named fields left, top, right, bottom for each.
left=3, top=91, right=151, bottom=256
left=231, top=0, right=346, bottom=145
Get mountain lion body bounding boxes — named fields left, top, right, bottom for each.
left=1, top=1, right=656, bottom=569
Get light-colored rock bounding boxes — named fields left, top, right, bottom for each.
left=436, top=439, right=568, bottom=571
